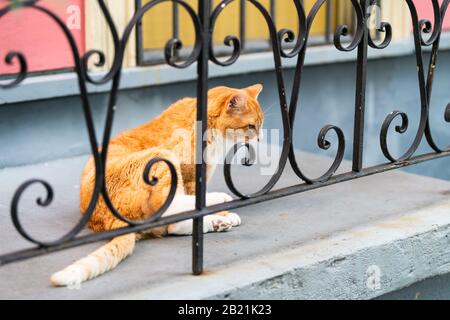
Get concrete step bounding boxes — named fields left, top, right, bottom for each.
left=1, top=151, right=450, bottom=299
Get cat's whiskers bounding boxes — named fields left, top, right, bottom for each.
left=263, top=103, right=276, bottom=114
left=263, top=112, right=278, bottom=119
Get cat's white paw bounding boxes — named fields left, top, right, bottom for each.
left=206, top=192, right=234, bottom=205
left=204, top=214, right=233, bottom=232
left=225, top=212, right=241, bottom=227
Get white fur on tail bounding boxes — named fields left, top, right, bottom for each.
left=50, top=193, right=239, bottom=287
left=50, top=232, right=136, bottom=287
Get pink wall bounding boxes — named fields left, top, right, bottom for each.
left=0, top=0, right=85, bottom=75
left=414, top=0, right=450, bottom=30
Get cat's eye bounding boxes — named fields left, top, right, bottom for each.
left=248, top=124, right=256, bottom=130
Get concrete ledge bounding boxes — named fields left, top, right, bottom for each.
left=1, top=151, right=450, bottom=299
left=3, top=35, right=449, bottom=105
left=176, top=202, right=450, bottom=300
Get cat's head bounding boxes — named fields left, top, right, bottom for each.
left=207, top=84, right=264, bottom=142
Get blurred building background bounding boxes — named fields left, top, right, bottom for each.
left=1, top=1, right=449, bottom=179
left=2, top=0, right=450, bottom=300
left=0, top=0, right=450, bottom=172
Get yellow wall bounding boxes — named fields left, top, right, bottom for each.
left=142, top=0, right=341, bottom=50
left=85, top=0, right=409, bottom=68
left=86, top=0, right=136, bottom=69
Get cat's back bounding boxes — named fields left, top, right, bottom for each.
left=79, top=97, right=197, bottom=214
left=112, top=97, right=197, bottom=152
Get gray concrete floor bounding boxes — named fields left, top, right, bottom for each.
left=1, top=151, right=450, bottom=299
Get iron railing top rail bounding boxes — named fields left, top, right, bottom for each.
left=0, top=0, right=450, bottom=280
left=136, top=0, right=337, bottom=66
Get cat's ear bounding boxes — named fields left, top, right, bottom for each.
left=227, top=93, right=247, bottom=114
left=244, top=84, right=263, bottom=100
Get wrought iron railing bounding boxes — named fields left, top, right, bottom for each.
left=1, top=0, right=450, bottom=279
left=136, top=0, right=337, bottom=65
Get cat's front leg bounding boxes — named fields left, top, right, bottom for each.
left=205, top=192, right=233, bottom=204
left=204, top=192, right=242, bottom=227
left=163, top=194, right=241, bottom=235
left=205, top=193, right=242, bottom=227
left=167, top=214, right=233, bottom=235
left=216, top=211, right=242, bottom=227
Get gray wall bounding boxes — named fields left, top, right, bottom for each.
left=2, top=51, right=450, bottom=181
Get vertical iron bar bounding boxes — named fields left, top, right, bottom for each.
left=193, top=0, right=211, bottom=276
left=426, top=37, right=441, bottom=102
left=269, top=0, right=275, bottom=47
left=172, top=1, right=179, bottom=39
left=239, top=0, right=246, bottom=50
left=135, top=0, right=144, bottom=66
left=172, top=1, right=180, bottom=60
left=270, top=0, right=276, bottom=20
left=352, top=0, right=368, bottom=172
left=325, top=0, right=332, bottom=43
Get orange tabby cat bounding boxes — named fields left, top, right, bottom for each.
left=50, top=84, right=264, bottom=287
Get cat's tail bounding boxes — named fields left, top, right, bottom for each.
left=50, top=232, right=136, bottom=287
